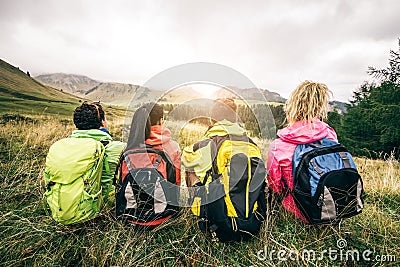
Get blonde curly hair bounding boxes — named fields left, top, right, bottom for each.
left=285, top=81, right=332, bottom=125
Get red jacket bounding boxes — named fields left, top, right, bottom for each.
left=145, top=125, right=181, bottom=185
left=266, top=119, right=337, bottom=222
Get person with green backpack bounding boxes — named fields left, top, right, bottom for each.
left=44, top=102, right=126, bottom=225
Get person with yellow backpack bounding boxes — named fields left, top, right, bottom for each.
left=43, top=102, right=126, bottom=225
left=182, top=98, right=267, bottom=242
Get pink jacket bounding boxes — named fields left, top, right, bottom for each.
left=266, top=119, right=338, bottom=223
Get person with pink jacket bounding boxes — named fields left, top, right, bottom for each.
left=267, top=81, right=337, bottom=223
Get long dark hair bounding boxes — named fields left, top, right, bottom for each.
left=126, top=103, right=163, bottom=149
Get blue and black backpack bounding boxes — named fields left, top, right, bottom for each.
left=290, top=137, right=364, bottom=224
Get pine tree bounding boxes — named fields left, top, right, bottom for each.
left=342, top=39, right=400, bottom=158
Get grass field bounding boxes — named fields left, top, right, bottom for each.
left=0, top=113, right=399, bottom=267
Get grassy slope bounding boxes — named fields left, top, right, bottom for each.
left=0, top=117, right=399, bottom=267
left=0, top=59, right=82, bottom=116
left=0, top=59, right=127, bottom=119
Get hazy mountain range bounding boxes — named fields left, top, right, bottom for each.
left=34, top=73, right=349, bottom=113
left=34, top=73, right=288, bottom=106
left=0, top=58, right=347, bottom=114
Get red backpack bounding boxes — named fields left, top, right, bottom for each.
left=115, top=145, right=179, bottom=229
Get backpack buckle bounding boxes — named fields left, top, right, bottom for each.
left=211, top=232, right=219, bottom=242
left=209, top=225, right=219, bottom=242
left=317, top=194, right=323, bottom=207
left=46, top=181, right=55, bottom=191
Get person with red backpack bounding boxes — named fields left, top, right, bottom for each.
left=115, top=103, right=181, bottom=229
left=267, top=81, right=363, bottom=224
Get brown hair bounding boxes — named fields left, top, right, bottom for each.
left=285, top=81, right=332, bottom=125
left=210, top=98, right=237, bottom=123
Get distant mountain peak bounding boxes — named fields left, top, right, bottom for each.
left=34, top=73, right=100, bottom=94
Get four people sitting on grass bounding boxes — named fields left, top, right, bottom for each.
left=44, top=82, right=362, bottom=237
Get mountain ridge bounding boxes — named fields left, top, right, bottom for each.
left=34, top=73, right=289, bottom=105
left=33, top=72, right=348, bottom=113
left=35, top=73, right=99, bottom=95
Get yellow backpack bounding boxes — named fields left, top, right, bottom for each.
left=190, top=135, right=266, bottom=242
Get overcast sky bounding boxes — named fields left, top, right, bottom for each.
left=0, top=0, right=399, bottom=101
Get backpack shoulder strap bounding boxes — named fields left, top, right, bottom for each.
left=207, top=134, right=256, bottom=181
left=113, top=153, right=126, bottom=186
left=338, top=151, right=351, bottom=168
left=226, top=134, right=257, bottom=146
left=208, top=135, right=228, bottom=178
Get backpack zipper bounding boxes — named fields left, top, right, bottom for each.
left=246, top=157, right=251, bottom=218
left=57, top=184, right=62, bottom=212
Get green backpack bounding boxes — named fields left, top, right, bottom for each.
left=44, top=137, right=109, bottom=225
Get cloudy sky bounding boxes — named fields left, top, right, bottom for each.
left=0, top=0, right=399, bottom=101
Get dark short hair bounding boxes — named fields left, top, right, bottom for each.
left=73, top=102, right=105, bottom=130
left=148, top=103, right=163, bottom=126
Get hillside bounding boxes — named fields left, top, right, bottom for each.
left=157, top=86, right=205, bottom=104
left=35, top=73, right=99, bottom=95
left=84, top=83, right=162, bottom=106
left=0, top=59, right=81, bottom=115
left=329, top=100, right=348, bottom=114
left=214, top=86, right=286, bottom=103
left=84, top=82, right=137, bottom=106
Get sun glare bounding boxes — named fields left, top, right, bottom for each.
left=191, top=84, right=220, bottom=98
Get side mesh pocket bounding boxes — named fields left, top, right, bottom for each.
left=206, top=181, right=228, bottom=226
left=79, top=188, right=102, bottom=221
left=319, top=186, right=337, bottom=221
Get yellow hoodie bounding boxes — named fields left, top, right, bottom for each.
left=182, top=120, right=246, bottom=182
